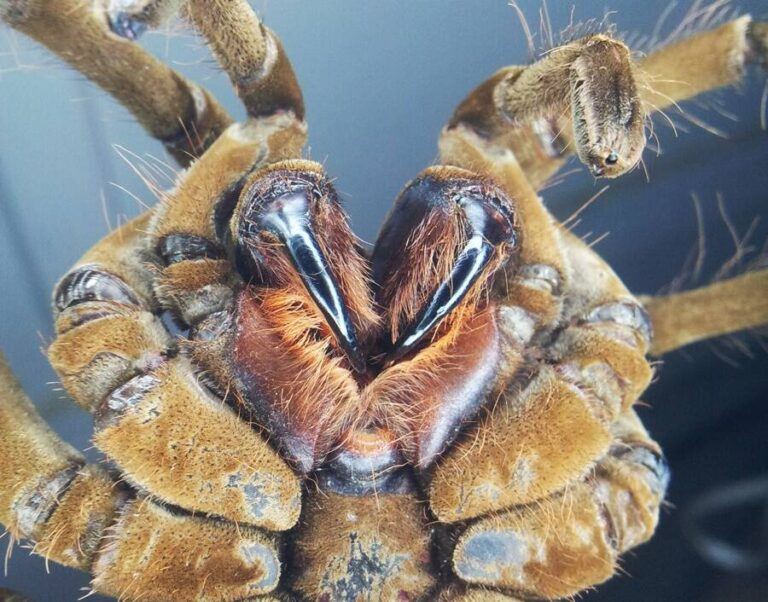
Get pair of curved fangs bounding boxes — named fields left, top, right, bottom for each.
left=237, top=172, right=517, bottom=371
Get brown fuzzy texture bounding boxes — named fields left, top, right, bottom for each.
left=157, top=259, right=234, bottom=293
left=7, top=9, right=768, bottom=600
left=429, top=226, right=653, bottom=522
left=378, top=166, right=515, bottom=345
left=48, top=213, right=169, bottom=409
left=48, top=309, right=171, bottom=410
left=94, top=359, right=301, bottom=530
left=243, top=161, right=382, bottom=341
left=447, top=64, right=569, bottom=188
left=366, top=306, right=506, bottom=467
left=639, top=16, right=752, bottom=111
left=153, top=258, right=237, bottom=325
left=430, top=365, right=614, bottom=522
left=185, top=1, right=305, bottom=120
left=152, top=119, right=306, bottom=243
left=0, top=351, right=83, bottom=539
left=452, top=407, right=664, bottom=599
left=33, top=465, right=123, bottom=569
left=445, top=16, right=763, bottom=191
left=554, top=327, right=652, bottom=409
left=150, top=120, right=307, bottom=324
left=230, top=161, right=379, bottom=468
left=92, top=499, right=281, bottom=600
left=2, top=0, right=231, bottom=166
left=439, top=126, right=567, bottom=276
left=643, top=268, right=768, bottom=355
left=454, top=476, right=617, bottom=598
left=447, top=34, right=644, bottom=182
left=292, top=489, right=435, bottom=600
left=233, top=288, right=362, bottom=469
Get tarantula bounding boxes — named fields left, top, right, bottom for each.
left=1, top=1, right=768, bottom=600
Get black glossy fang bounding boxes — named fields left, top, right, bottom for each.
left=251, top=191, right=365, bottom=372
left=390, top=236, right=494, bottom=361
left=388, top=179, right=517, bottom=361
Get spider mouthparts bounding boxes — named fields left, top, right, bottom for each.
left=390, top=236, right=494, bottom=361
left=254, top=190, right=366, bottom=372
left=386, top=174, right=518, bottom=361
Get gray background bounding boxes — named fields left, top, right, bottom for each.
left=1, top=1, right=767, bottom=600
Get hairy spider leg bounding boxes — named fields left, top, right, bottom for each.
left=0, top=351, right=283, bottom=599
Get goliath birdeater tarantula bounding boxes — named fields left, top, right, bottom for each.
left=1, top=1, right=768, bottom=600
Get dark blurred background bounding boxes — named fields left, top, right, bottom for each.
left=1, top=1, right=767, bottom=600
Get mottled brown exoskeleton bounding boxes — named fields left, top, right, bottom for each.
left=1, top=1, right=768, bottom=600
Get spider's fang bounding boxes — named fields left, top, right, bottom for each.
left=274, top=199, right=366, bottom=372
left=390, top=234, right=495, bottom=362
left=386, top=172, right=517, bottom=361
left=239, top=180, right=365, bottom=372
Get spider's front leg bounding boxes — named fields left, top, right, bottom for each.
left=427, top=231, right=661, bottom=600
left=0, top=352, right=282, bottom=600
left=452, top=407, right=669, bottom=599
left=442, top=16, right=768, bottom=189
left=47, top=212, right=301, bottom=532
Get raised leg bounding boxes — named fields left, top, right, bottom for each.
left=639, top=17, right=767, bottom=112
left=428, top=16, right=768, bottom=598
left=1, top=0, right=232, bottom=166
left=184, top=0, right=305, bottom=122
left=441, top=16, right=768, bottom=189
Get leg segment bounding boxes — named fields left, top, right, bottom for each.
left=1, top=0, right=232, bottom=166
left=442, top=16, right=768, bottom=189
left=443, top=33, right=643, bottom=185
left=0, top=352, right=282, bottom=599
left=47, top=216, right=301, bottom=530
left=639, top=16, right=766, bottom=112
left=451, top=408, right=668, bottom=600
left=185, top=0, right=305, bottom=122
left=641, top=268, right=768, bottom=355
